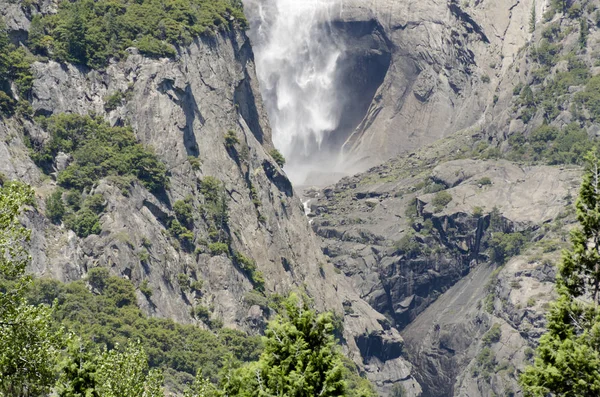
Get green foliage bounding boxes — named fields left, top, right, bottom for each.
left=208, top=242, right=229, bottom=256
left=199, top=176, right=229, bottom=243
left=0, top=182, right=64, bottom=397
left=394, top=232, right=422, bottom=258
left=64, top=208, right=102, bottom=238
left=29, top=0, right=247, bottom=69
left=488, top=232, right=527, bottom=264
left=471, top=347, right=497, bottom=381
left=432, top=190, right=452, bottom=212
left=478, top=177, right=492, bottom=186
left=28, top=273, right=263, bottom=389
left=169, top=219, right=195, bottom=250
left=140, top=279, right=152, bottom=298
left=224, top=130, right=239, bottom=149
left=508, top=122, right=594, bottom=166
left=188, top=156, right=201, bottom=171
left=520, top=152, right=600, bottom=396
left=580, top=17, right=589, bottom=48
left=482, top=323, right=502, bottom=346
left=269, top=149, right=286, bottom=168
left=0, top=19, right=34, bottom=117
left=46, top=189, right=66, bottom=224
left=234, top=251, right=265, bottom=292
left=174, top=197, right=194, bottom=228
left=104, top=90, right=126, bottom=112
left=32, top=114, right=168, bottom=192
left=55, top=339, right=163, bottom=397
left=188, top=294, right=346, bottom=397
left=529, top=1, right=537, bottom=33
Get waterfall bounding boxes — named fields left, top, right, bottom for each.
left=242, top=0, right=346, bottom=185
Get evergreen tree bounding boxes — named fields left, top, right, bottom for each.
left=188, top=294, right=347, bottom=397
left=520, top=152, right=600, bottom=396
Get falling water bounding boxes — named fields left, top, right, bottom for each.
left=242, top=0, right=346, bottom=185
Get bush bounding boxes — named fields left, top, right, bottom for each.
left=235, top=252, right=265, bottom=291
left=208, top=242, right=229, bottom=256
left=46, top=189, right=65, bottom=224
left=478, top=177, right=492, bottom=186
left=224, top=130, right=239, bottom=149
left=432, top=191, right=452, bottom=212
left=26, top=275, right=263, bottom=390
left=169, top=220, right=194, bottom=250
left=103, top=91, right=125, bottom=112
left=394, top=232, right=422, bottom=258
left=64, top=208, right=102, bottom=238
left=488, top=232, right=527, bottom=264
left=173, top=198, right=193, bottom=228
left=83, top=194, right=105, bottom=214
left=482, top=323, right=502, bottom=346
left=139, top=279, right=152, bottom=298
left=269, top=149, right=286, bottom=167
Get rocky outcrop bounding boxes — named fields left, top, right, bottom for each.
left=308, top=132, right=581, bottom=395
left=0, top=1, right=422, bottom=392
left=325, top=0, right=538, bottom=170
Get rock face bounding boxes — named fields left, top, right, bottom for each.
left=323, top=0, right=538, bottom=170
left=308, top=131, right=581, bottom=396
left=0, top=1, right=422, bottom=392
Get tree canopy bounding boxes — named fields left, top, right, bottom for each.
left=520, top=152, right=600, bottom=396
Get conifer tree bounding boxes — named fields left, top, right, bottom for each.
left=188, top=294, right=347, bottom=397
left=520, top=152, right=600, bottom=396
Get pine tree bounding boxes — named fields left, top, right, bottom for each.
left=188, top=294, right=347, bottom=397
left=529, top=1, right=537, bottom=33
left=520, top=152, right=600, bottom=396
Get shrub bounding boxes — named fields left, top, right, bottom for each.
left=224, top=130, right=239, bottom=149
left=473, top=206, right=484, bottom=218
left=46, top=189, right=65, bottom=224
left=64, top=208, right=101, bottom=238
left=188, top=156, right=201, bottom=171
left=169, top=220, right=194, bottom=250
left=83, top=194, right=105, bottom=214
left=139, top=279, right=152, bottom=298
left=394, top=233, right=422, bottom=258
left=432, top=191, right=452, bottom=212
left=478, top=177, right=492, bottom=186
left=482, top=323, right=502, bottom=346
left=481, top=74, right=491, bottom=83
left=104, top=90, right=125, bottom=112
left=488, top=232, right=527, bottom=264
left=177, top=273, right=191, bottom=291
left=64, top=189, right=81, bottom=210
left=269, top=149, right=286, bottom=167
left=208, top=242, right=229, bottom=256
left=173, top=198, right=193, bottom=228
left=235, top=252, right=265, bottom=291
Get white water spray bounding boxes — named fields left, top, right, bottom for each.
left=243, top=0, right=346, bottom=185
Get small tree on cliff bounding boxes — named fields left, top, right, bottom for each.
left=520, top=152, right=600, bottom=396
